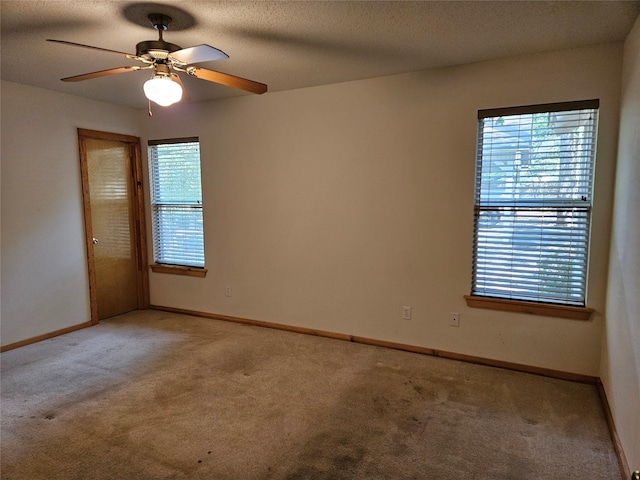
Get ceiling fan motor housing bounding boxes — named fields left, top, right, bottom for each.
left=136, top=40, right=182, bottom=59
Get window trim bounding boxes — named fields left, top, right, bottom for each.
left=464, top=295, right=594, bottom=320
left=478, top=99, right=599, bottom=119
left=148, top=137, right=205, bottom=273
left=148, top=137, right=200, bottom=146
left=150, top=263, right=207, bottom=277
left=470, top=99, right=599, bottom=314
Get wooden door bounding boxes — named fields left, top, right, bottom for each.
left=78, top=129, right=149, bottom=323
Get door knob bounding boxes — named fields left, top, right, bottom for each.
left=92, top=237, right=99, bottom=245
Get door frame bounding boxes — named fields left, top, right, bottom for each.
left=77, top=128, right=149, bottom=324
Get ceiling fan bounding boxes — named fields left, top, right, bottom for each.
left=47, top=13, right=267, bottom=107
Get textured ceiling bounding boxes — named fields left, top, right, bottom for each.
left=2, top=1, right=639, bottom=109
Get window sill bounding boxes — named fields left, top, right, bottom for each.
left=150, top=264, right=207, bottom=277
left=464, top=295, right=594, bottom=320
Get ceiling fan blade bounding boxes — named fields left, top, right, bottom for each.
left=47, top=39, right=140, bottom=60
left=170, top=44, right=229, bottom=64
left=170, top=73, right=190, bottom=102
left=188, top=67, right=267, bottom=94
left=61, top=66, right=144, bottom=82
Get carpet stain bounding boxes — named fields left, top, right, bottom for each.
left=283, top=432, right=369, bottom=480
left=1, top=311, right=622, bottom=480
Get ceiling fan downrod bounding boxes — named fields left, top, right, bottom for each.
left=136, top=13, right=181, bottom=59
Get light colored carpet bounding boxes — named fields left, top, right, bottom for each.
left=1, top=310, right=621, bottom=479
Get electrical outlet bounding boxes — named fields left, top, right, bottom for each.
left=402, top=306, right=412, bottom=320
left=450, top=312, right=460, bottom=327
left=225, top=285, right=232, bottom=297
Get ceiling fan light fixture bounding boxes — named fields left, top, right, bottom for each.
left=49, top=11, right=267, bottom=104
left=143, top=75, right=182, bottom=106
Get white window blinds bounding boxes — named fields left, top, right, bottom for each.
left=472, top=100, right=598, bottom=306
left=148, top=138, right=205, bottom=268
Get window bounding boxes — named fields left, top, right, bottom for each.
left=148, top=138, right=205, bottom=272
left=469, top=100, right=598, bottom=312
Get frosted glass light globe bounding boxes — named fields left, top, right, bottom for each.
left=143, top=76, right=182, bottom=107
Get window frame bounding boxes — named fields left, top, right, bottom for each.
left=466, top=100, right=598, bottom=320
left=148, top=137, right=207, bottom=277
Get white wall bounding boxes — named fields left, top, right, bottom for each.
left=141, top=43, right=622, bottom=377
left=602, top=15, right=640, bottom=473
left=0, top=81, right=141, bottom=346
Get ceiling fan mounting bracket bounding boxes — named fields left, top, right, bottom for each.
left=148, top=13, right=172, bottom=31
left=122, top=4, right=195, bottom=31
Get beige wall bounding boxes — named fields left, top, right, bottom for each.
left=0, top=35, right=635, bottom=468
left=141, top=43, right=622, bottom=377
left=602, top=15, right=640, bottom=473
left=0, top=81, right=141, bottom=346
